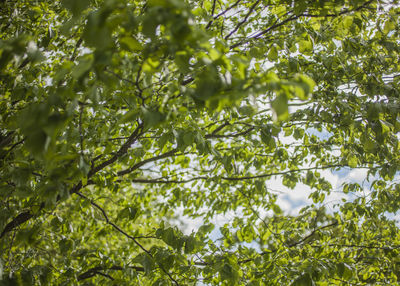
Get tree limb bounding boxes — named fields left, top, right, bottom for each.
left=0, top=124, right=143, bottom=240
left=206, top=0, right=243, bottom=29
left=88, top=123, right=143, bottom=177
left=230, top=0, right=374, bottom=49
left=75, top=191, right=180, bottom=285
left=118, top=149, right=179, bottom=176
left=77, top=265, right=145, bottom=281
left=225, top=0, right=261, bottom=40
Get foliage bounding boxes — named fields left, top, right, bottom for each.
left=1, top=0, right=400, bottom=285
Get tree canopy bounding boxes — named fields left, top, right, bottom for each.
left=1, top=0, right=400, bottom=285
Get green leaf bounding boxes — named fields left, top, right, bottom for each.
left=291, top=273, right=315, bottom=286
left=294, top=74, right=315, bottom=99
left=120, top=37, right=143, bottom=51
left=348, top=155, right=358, bottom=168
left=267, top=45, right=278, bottom=61
left=83, top=11, right=112, bottom=49
left=61, top=0, right=89, bottom=16
left=342, top=16, right=353, bottom=29
left=337, top=263, right=353, bottom=280
left=271, top=93, right=289, bottom=121
left=59, top=238, right=74, bottom=254
left=143, top=108, right=165, bottom=128
left=299, top=40, right=313, bottom=53
left=384, top=20, right=396, bottom=34
left=71, top=56, right=93, bottom=79
left=219, top=262, right=239, bottom=284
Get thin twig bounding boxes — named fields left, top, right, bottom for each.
left=78, top=103, right=84, bottom=156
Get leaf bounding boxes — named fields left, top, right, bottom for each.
left=271, top=93, right=289, bottom=121
left=337, top=263, right=353, bottom=280
left=267, top=45, right=278, bottom=61
left=143, top=108, right=165, bottom=128
left=342, top=16, right=353, bottom=29
left=83, top=11, right=112, bottom=49
left=198, top=224, right=214, bottom=236
left=118, top=206, right=140, bottom=222
left=291, top=273, right=315, bottom=286
left=383, top=20, right=396, bottom=34
left=71, top=56, right=93, bottom=79
left=61, top=0, right=90, bottom=16
left=136, top=254, right=155, bottom=274
left=219, top=262, right=239, bottom=285
left=120, top=37, right=143, bottom=51
left=294, top=74, right=315, bottom=99
left=184, top=235, right=197, bottom=254
left=298, top=40, right=313, bottom=53
left=59, top=238, right=74, bottom=254
left=348, top=155, right=358, bottom=168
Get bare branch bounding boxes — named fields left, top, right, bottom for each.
left=205, top=127, right=255, bottom=139
left=118, top=149, right=178, bottom=176
left=287, top=221, right=338, bottom=248
left=210, top=0, right=217, bottom=17
left=0, top=211, right=33, bottom=239
left=89, top=123, right=143, bottom=177
left=78, top=103, right=84, bottom=156
left=230, top=0, right=374, bottom=49
left=128, top=164, right=354, bottom=184
left=206, top=0, right=243, bottom=29
left=75, top=191, right=180, bottom=285
left=225, top=0, right=261, bottom=40
left=77, top=265, right=145, bottom=281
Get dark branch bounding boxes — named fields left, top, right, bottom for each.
left=230, top=14, right=299, bottom=49
left=230, top=0, right=374, bottom=49
left=75, top=192, right=180, bottom=285
left=325, top=244, right=400, bottom=251
left=118, top=149, right=178, bottom=176
left=1, top=125, right=143, bottom=239
left=225, top=0, right=261, bottom=40
left=287, top=221, right=338, bottom=248
left=239, top=221, right=338, bottom=264
left=70, top=37, right=83, bottom=62
left=77, top=265, right=145, bottom=281
left=131, top=176, right=207, bottom=184
left=210, top=0, right=217, bottom=17
left=128, top=164, right=352, bottom=184
left=89, top=123, right=143, bottom=177
left=0, top=211, right=33, bottom=239
left=206, top=0, right=243, bottom=29
left=205, top=127, right=254, bottom=139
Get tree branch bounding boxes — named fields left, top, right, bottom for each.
left=287, top=221, right=338, bottom=248
left=205, top=127, right=254, bottom=139
left=88, top=123, right=143, bottom=177
left=127, top=164, right=359, bottom=184
left=118, top=149, right=178, bottom=176
left=0, top=211, right=33, bottom=239
left=206, top=0, right=243, bottom=29
left=238, top=221, right=338, bottom=264
left=230, top=0, right=374, bottom=49
left=1, top=124, right=143, bottom=240
left=75, top=191, right=180, bottom=285
left=77, top=265, right=145, bottom=281
left=225, top=0, right=261, bottom=40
